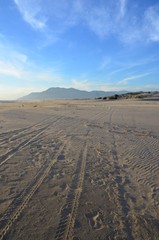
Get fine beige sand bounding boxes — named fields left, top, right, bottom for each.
left=0, top=99, right=159, bottom=240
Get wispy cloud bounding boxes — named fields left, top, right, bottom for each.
left=0, top=37, right=65, bottom=99
left=70, top=79, right=159, bottom=92
left=0, top=58, right=63, bottom=83
left=13, top=0, right=159, bottom=44
left=14, top=0, right=47, bottom=30
left=14, top=0, right=81, bottom=45
left=0, top=84, right=39, bottom=100
left=0, top=61, right=24, bottom=78
left=118, top=3, right=159, bottom=43
left=0, top=35, right=63, bottom=81
left=83, top=1, right=128, bottom=39
left=108, top=54, right=159, bottom=76
left=119, top=0, right=127, bottom=18
left=118, top=72, right=151, bottom=85
left=99, top=56, right=111, bottom=70
left=144, top=5, right=159, bottom=42
left=71, top=79, right=92, bottom=91
left=11, top=51, right=28, bottom=63
left=24, top=68, right=64, bottom=85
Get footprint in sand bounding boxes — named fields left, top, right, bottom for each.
left=85, top=210, right=104, bottom=230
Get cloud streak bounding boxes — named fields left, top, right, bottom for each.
left=14, top=0, right=47, bottom=30
left=144, top=5, right=159, bottom=42
left=0, top=84, right=40, bottom=100
left=0, top=38, right=64, bottom=100
left=13, top=0, right=159, bottom=44
left=0, top=61, right=23, bottom=78
left=119, top=0, right=127, bottom=18
left=118, top=72, right=151, bottom=85
left=0, top=59, right=63, bottom=83
left=70, top=77, right=157, bottom=92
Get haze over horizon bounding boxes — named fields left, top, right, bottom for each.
left=0, top=0, right=159, bottom=100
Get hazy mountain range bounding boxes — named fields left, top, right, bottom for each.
left=19, top=87, right=127, bottom=100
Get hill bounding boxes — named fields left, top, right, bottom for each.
left=19, top=87, right=127, bottom=100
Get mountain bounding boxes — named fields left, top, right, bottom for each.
left=19, top=87, right=127, bottom=100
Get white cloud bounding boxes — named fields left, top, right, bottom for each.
left=0, top=61, right=23, bottom=78
left=14, top=0, right=47, bottom=30
left=96, top=83, right=159, bottom=92
left=99, top=56, right=111, bottom=70
left=117, top=3, right=159, bottom=43
left=85, top=7, right=113, bottom=39
left=0, top=85, right=39, bottom=100
left=71, top=79, right=128, bottom=92
left=70, top=78, right=124, bottom=92
left=13, top=0, right=81, bottom=45
left=118, top=72, right=151, bottom=85
left=144, top=5, right=159, bottom=42
left=0, top=58, right=63, bottom=85
left=0, top=37, right=65, bottom=99
left=13, top=0, right=159, bottom=44
left=71, top=79, right=91, bottom=91
left=108, top=54, right=159, bottom=76
left=69, top=71, right=156, bottom=92
left=0, top=38, right=63, bottom=83
left=12, top=52, right=28, bottom=63
left=143, top=84, right=159, bottom=90
left=13, top=0, right=124, bottom=40
left=82, top=1, right=159, bottom=43
left=28, top=70, right=63, bottom=83
left=83, top=1, right=128, bottom=39
left=119, top=0, right=127, bottom=18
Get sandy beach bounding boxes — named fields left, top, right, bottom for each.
left=0, top=99, right=159, bottom=240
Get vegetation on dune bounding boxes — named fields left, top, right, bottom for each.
left=97, top=91, right=159, bottom=101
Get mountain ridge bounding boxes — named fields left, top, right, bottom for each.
left=19, top=87, right=128, bottom=100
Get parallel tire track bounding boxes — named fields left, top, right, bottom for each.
left=55, top=142, right=88, bottom=240
left=0, top=115, right=68, bottom=167
left=0, top=115, right=55, bottom=145
left=0, top=124, right=51, bottom=167
left=0, top=139, right=67, bottom=240
left=106, top=111, right=133, bottom=240
left=0, top=115, right=63, bottom=146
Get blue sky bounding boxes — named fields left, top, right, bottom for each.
left=0, top=0, right=159, bottom=99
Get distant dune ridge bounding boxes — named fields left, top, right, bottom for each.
left=19, top=87, right=127, bottom=100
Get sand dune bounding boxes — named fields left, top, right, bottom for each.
left=0, top=100, right=159, bottom=240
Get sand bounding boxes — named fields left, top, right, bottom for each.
left=0, top=99, right=159, bottom=240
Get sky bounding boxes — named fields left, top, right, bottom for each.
left=0, top=0, right=159, bottom=99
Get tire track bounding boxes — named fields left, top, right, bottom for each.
left=0, top=115, right=62, bottom=146
left=0, top=116, right=87, bottom=215
left=111, top=156, right=133, bottom=239
left=55, top=142, right=88, bottom=240
left=0, top=123, right=51, bottom=167
left=107, top=110, right=133, bottom=240
left=0, top=115, right=69, bottom=167
left=0, top=137, right=68, bottom=240
left=0, top=115, right=56, bottom=145
left=0, top=116, right=86, bottom=210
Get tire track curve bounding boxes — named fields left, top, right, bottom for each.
left=55, top=142, right=88, bottom=240
left=0, top=138, right=68, bottom=240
